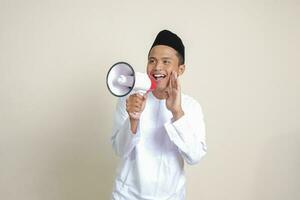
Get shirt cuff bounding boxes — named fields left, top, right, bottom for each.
left=164, top=115, right=192, bottom=153
left=124, top=118, right=141, bottom=140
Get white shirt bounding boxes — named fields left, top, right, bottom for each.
left=111, top=92, right=207, bottom=200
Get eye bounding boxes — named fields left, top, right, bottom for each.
left=148, top=59, right=155, bottom=64
left=163, top=60, right=170, bottom=65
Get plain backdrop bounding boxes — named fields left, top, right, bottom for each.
left=0, top=0, right=299, bottom=200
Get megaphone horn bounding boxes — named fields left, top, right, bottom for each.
left=106, top=62, right=156, bottom=97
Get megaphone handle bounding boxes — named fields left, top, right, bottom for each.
left=137, top=90, right=146, bottom=96
left=128, top=90, right=147, bottom=120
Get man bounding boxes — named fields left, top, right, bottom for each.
left=111, top=30, right=207, bottom=200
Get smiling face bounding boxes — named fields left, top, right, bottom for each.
left=147, top=45, right=185, bottom=99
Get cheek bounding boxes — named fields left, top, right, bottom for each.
left=165, top=68, right=175, bottom=76
left=146, top=65, right=152, bottom=74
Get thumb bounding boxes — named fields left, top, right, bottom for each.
left=143, top=92, right=149, bottom=99
left=165, top=89, right=170, bottom=99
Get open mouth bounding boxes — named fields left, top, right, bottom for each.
left=152, top=74, right=167, bottom=81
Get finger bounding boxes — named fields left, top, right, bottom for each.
left=176, top=74, right=181, bottom=90
left=133, top=107, right=141, bottom=112
left=132, top=112, right=141, bottom=117
left=165, top=87, right=170, bottom=98
left=129, top=95, right=143, bottom=103
left=134, top=98, right=143, bottom=104
left=128, top=105, right=141, bottom=113
left=133, top=102, right=143, bottom=108
left=129, top=112, right=140, bottom=120
left=172, top=71, right=181, bottom=90
left=168, top=71, right=173, bottom=91
left=136, top=93, right=144, bottom=99
left=143, top=92, right=148, bottom=100
left=129, top=93, right=137, bottom=99
left=129, top=93, right=140, bottom=101
left=127, top=102, right=142, bottom=111
left=172, top=71, right=177, bottom=89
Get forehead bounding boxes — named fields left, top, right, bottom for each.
left=148, top=45, right=178, bottom=59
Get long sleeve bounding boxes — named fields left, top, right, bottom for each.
left=164, top=98, right=207, bottom=165
left=111, top=97, right=141, bottom=158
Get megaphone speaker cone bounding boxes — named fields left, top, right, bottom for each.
left=106, top=61, right=157, bottom=97
left=106, top=62, right=135, bottom=97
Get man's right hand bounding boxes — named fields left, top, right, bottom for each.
left=126, top=93, right=148, bottom=121
left=126, top=93, right=148, bottom=134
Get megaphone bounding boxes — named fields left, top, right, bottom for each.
left=106, top=62, right=156, bottom=97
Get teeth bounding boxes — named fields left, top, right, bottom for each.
left=153, top=74, right=166, bottom=78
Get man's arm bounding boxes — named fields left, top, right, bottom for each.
left=126, top=93, right=147, bottom=134
left=111, top=97, right=140, bottom=158
left=164, top=71, right=207, bottom=165
left=164, top=101, right=207, bottom=165
left=111, top=93, right=147, bottom=157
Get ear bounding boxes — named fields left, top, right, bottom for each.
left=178, top=64, right=185, bottom=76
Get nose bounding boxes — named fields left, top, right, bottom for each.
left=153, top=61, right=163, bottom=71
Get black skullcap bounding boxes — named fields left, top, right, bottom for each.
left=150, top=30, right=185, bottom=64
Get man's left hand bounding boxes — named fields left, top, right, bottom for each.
left=165, top=71, right=184, bottom=120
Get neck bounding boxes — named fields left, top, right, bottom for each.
left=152, top=90, right=167, bottom=100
